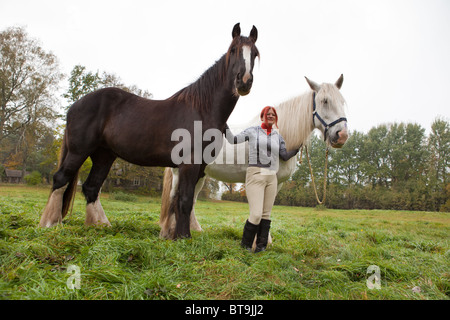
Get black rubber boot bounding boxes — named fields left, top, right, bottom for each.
left=254, top=219, right=271, bottom=253
left=240, top=220, right=259, bottom=250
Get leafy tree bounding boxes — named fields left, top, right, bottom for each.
left=62, top=65, right=100, bottom=112
left=429, top=118, right=449, bottom=186
left=0, top=26, right=62, bottom=142
left=329, top=130, right=365, bottom=187
left=386, top=123, right=427, bottom=186
left=428, top=118, right=450, bottom=210
left=362, top=125, right=390, bottom=188
left=62, top=65, right=152, bottom=112
left=0, top=26, right=63, bottom=175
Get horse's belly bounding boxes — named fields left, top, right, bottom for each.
left=204, top=163, right=248, bottom=183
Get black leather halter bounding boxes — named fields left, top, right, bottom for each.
left=312, top=92, right=347, bottom=141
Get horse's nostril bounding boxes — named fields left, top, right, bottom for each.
left=335, top=129, right=349, bottom=145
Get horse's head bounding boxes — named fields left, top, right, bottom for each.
left=305, top=74, right=348, bottom=148
left=226, top=23, right=259, bottom=96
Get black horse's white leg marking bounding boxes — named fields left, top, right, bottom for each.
left=39, top=184, right=68, bottom=227
left=85, top=190, right=111, bottom=226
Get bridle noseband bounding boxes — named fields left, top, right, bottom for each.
left=312, top=92, right=347, bottom=141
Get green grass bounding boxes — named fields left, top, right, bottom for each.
left=0, top=184, right=449, bottom=300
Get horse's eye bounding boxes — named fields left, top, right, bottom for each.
left=323, top=98, right=328, bottom=104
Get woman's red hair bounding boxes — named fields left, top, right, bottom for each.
left=260, top=106, right=278, bottom=128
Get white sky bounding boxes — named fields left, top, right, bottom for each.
left=1, top=0, right=449, bottom=134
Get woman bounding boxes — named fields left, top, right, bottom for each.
left=224, top=106, right=299, bottom=252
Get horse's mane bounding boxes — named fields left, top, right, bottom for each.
left=276, top=91, right=316, bottom=150
left=169, top=54, right=228, bottom=113
left=244, top=91, right=315, bottom=150
left=170, top=36, right=259, bottom=113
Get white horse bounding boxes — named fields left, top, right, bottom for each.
left=160, top=75, right=349, bottom=242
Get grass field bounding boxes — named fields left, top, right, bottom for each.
left=0, top=184, right=449, bottom=300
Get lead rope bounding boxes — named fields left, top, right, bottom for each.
left=300, top=146, right=329, bottom=205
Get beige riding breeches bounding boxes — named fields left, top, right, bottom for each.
left=245, top=166, right=278, bottom=225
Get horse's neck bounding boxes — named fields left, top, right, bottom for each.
left=204, top=62, right=241, bottom=127
left=212, top=86, right=240, bottom=125
left=176, top=54, right=238, bottom=126
left=276, top=91, right=315, bottom=150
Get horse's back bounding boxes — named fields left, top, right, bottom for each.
left=64, top=88, right=141, bottom=153
left=67, top=88, right=137, bottom=117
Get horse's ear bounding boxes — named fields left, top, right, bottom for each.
left=305, top=76, right=321, bottom=92
left=232, top=23, right=241, bottom=39
left=249, top=25, right=258, bottom=43
left=335, top=74, right=344, bottom=90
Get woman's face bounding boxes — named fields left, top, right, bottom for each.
left=263, top=108, right=276, bottom=126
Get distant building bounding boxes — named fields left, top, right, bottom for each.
left=3, top=169, right=25, bottom=183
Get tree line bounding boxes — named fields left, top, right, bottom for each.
left=275, top=120, right=449, bottom=212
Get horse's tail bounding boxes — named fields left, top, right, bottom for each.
left=59, top=131, right=79, bottom=219
left=159, top=167, right=176, bottom=238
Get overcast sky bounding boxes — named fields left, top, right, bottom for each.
left=1, top=0, right=449, bottom=134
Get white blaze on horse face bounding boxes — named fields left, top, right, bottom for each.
left=242, top=45, right=252, bottom=83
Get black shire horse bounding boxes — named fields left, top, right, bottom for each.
left=40, top=23, right=259, bottom=239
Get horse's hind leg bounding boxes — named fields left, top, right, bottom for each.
left=82, top=148, right=116, bottom=226
left=164, top=174, right=205, bottom=238
left=160, top=168, right=205, bottom=239
left=159, top=168, right=179, bottom=239
left=190, top=175, right=206, bottom=232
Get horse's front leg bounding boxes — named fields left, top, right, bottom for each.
left=174, top=164, right=202, bottom=239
